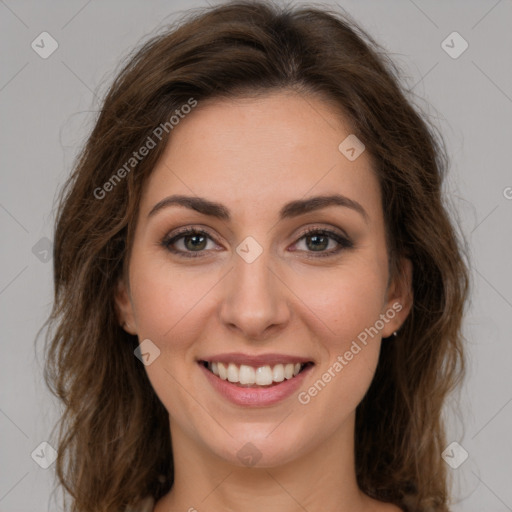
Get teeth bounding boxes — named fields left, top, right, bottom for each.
left=272, top=364, right=285, bottom=383
left=227, top=363, right=239, bottom=383
left=217, top=362, right=227, bottom=380
left=239, top=364, right=256, bottom=385
left=207, top=361, right=306, bottom=386
left=255, top=365, right=272, bottom=385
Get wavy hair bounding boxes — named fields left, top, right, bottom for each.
left=42, top=1, right=469, bottom=511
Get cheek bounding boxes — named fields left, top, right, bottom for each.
left=128, top=257, right=209, bottom=421
left=295, top=299, right=384, bottom=438
left=291, top=261, right=387, bottom=407
left=129, top=251, right=214, bottom=345
left=291, top=260, right=388, bottom=347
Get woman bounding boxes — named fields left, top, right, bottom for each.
left=43, top=1, right=469, bottom=511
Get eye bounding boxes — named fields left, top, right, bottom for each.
left=161, top=226, right=353, bottom=259
left=291, top=228, right=353, bottom=257
left=161, top=227, right=219, bottom=258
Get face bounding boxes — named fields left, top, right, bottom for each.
left=116, top=90, right=412, bottom=468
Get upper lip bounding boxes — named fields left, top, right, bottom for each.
left=198, top=353, right=314, bottom=367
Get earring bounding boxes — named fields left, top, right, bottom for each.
left=392, top=331, right=398, bottom=337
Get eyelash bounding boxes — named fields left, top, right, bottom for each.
left=160, top=226, right=353, bottom=259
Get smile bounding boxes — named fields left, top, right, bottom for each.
left=201, top=361, right=312, bottom=387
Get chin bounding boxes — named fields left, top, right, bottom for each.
left=205, top=425, right=311, bottom=469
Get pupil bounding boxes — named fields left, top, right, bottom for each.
left=308, top=235, right=327, bottom=251
left=185, top=234, right=206, bottom=251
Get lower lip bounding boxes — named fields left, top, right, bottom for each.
left=199, top=362, right=313, bottom=407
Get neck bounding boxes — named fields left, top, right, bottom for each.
left=155, top=412, right=377, bottom=512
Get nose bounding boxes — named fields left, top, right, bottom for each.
left=218, top=246, right=291, bottom=341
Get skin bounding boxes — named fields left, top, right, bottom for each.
left=116, top=89, right=412, bottom=512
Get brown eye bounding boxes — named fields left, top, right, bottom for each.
left=292, top=228, right=353, bottom=257
left=162, top=228, right=217, bottom=258
left=182, top=233, right=208, bottom=251
left=304, top=233, right=330, bottom=251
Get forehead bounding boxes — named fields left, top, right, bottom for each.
left=139, top=90, right=381, bottom=224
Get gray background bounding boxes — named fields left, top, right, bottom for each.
left=1, top=0, right=511, bottom=510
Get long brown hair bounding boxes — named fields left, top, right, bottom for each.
left=42, top=1, right=469, bottom=511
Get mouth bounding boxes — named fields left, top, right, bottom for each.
left=199, top=360, right=315, bottom=388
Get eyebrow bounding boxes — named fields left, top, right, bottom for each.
left=148, top=194, right=369, bottom=223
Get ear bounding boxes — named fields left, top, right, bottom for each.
left=114, top=278, right=137, bottom=335
left=381, top=257, right=413, bottom=338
